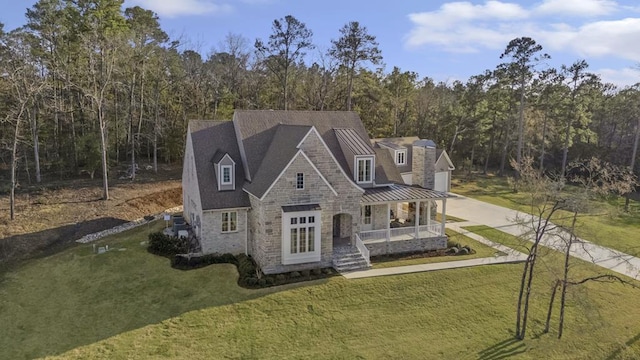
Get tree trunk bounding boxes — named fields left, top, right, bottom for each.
left=31, top=104, right=41, bottom=183
left=515, top=256, right=530, bottom=337
left=558, top=213, right=578, bottom=339
left=539, top=110, right=548, bottom=172
left=544, top=280, right=560, bottom=333
left=516, top=75, right=525, bottom=169
left=561, top=118, right=571, bottom=176
left=624, top=117, right=640, bottom=211
left=99, top=104, right=110, bottom=200
left=499, top=126, right=511, bottom=176
left=130, top=74, right=137, bottom=181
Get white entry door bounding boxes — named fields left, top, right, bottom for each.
left=434, top=172, right=449, bottom=192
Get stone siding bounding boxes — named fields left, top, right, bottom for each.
left=412, top=145, right=436, bottom=190
left=366, top=236, right=448, bottom=257
left=253, top=130, right=363, bottom=274
left=182, top=132, right=203, bottom=239
left=200, top=209, right=247, bottom=255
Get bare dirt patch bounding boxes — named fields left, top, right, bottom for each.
left=0, top=167, right=183, bottom=265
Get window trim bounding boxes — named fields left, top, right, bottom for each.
left=282, top=210, right=321, bottom=265
left=221, top=211, right=238, bottom=233
left=221, top=165, right=233, bottom=185
left=395, top=149, right=407, bottom=165
left=363, top=205, right=372, bottom=225
left=355, top=156, right=374, bottom=184
left=296, top=172, right=304, bottom=190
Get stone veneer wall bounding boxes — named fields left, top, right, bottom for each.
left=251, top=130, right=363, bottom=274
left=200, top=209, right=247, bottom=255
left=366, top=236, right=448, bottom=257
left=412, top=144, right=436, bottom=190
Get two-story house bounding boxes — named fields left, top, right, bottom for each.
left=182, top=110, right=451, bottom=274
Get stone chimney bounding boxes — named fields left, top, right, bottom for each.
left=412, top=139, right=436, bottom=189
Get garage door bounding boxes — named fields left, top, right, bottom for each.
left=434, top=172, right=449, bottom=192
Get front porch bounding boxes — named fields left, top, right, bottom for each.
left=357, top=184, right=450, bottom=257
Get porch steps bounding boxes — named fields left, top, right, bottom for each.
left=333, top=246, right=370, bottom=273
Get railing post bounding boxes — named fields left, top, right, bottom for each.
left=441, top=198, right=447, bottom=236
left=415, top=200, right=420, bottom=239
left=386, top=203, right=391, bottom=243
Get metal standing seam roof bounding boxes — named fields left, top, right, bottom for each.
left=282, top=204, right=322, bottom=212
left=334, top=128, right=375, bottom=155
left=361, top=184, right=450, bottom=203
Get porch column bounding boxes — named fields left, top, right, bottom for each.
left=427, top=200, right=431, bottom=226
left=441, top=198, right=447, bottom=235
left=386, top=203, right=391, bottom=243
left=415, top=200, right=420, bottom=239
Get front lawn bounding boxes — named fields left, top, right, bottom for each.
left=452, top=175, right=640, bottom=256
left=2, top=219, right=640, bottom=359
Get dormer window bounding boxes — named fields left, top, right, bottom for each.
left=396, top=150, right=406, bottom=165
left=221, top=165, right=233, bottom=185
left=214, top=152, right=235, bottom=191
left=355, top=156, right=374, bottom=184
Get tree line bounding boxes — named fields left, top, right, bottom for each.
left=1, top=0, right=639, bottom=214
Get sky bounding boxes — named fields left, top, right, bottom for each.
left=2, top=0, right=640, bottom=87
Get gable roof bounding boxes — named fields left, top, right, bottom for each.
left=233, top=110, right=401, bottom=185
left=243, top=124, right=311, bottom=198
left=189, top=120, right=250, bottom=210
left=436, top=149, right=456, bottom=170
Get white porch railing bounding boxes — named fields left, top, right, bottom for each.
left=390, top=226, right=415, bottom=238
left=354, top=233, right=370, bottom=266
left=418, top=224, right=444, bottom=237
left=359, top=229, right=387, bottom=242
left=359, top=223, right=444, bottom=244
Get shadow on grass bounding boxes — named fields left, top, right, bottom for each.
left=477, top=337, right=526, bottom=360
left=0, top=221, right=329, bottom=359
left=605, top=332, right=640, bottom=360
left=0, top=216, right=127, bottom=266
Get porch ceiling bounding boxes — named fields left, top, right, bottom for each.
left=361, top=184, right=449, bottom=204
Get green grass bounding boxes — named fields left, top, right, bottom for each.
left=436, top=212, right=466, bottom=223
left=452, top=175, right=640, bottom=256
left=371, top=229, right=499, bottom=269
left=2, top=220, right=640, bottom=359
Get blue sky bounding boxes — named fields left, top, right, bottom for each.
left=2, top=0, right=640, bottom=87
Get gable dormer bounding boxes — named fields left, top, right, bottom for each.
left=377, top=140, right=407, bottom=166
left=334, top=128, right=376, bottom=187
left=213, top=151, right=236, bottom=191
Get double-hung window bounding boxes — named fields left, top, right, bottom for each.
left=221, top=211, right=237, bottom=232
left=356, top=157, right=373, bottom=183
left=363, top=205, right=372, bottom=225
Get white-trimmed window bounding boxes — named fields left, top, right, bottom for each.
left=221, top=211, right=237, bottom=232
left=356, top=157, right=373, bottom=183
left=282, top=211, right=321, bottom=264
left=396, top=150, right=406, bottom=165
left=221, top=165, right=232, bottom=185
left=296, top=173, right=304, bottom=189
left=363, top=205, right=372, bottom=225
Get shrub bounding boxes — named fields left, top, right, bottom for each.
left=148, top=232, right=188, bottom=257
left=290, top=271, right=301, bottom=278
left=311, top=268, right=322, bottom=276
left=300, top=269, right=310, bottom=277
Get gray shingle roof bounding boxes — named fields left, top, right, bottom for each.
left=361, top=184, right=450, bottom=204
left=243, top=124, right=311, bottom=198
left=189, top=120, right=250, bottom=210
left=372, top=136, right=420, bottom=174
left=233, top=110, right=402, bottom=186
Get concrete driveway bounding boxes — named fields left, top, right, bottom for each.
left=446, top=194, right=640, bottom=281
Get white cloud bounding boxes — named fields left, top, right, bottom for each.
left=596, top=67, right=640, bottom=87
left=535, top=0, right=618, bottom=17
left=405, top=1, right=528, bottom=51
left=540, top=18, right=640, bottom=61
left=405, top=0, right=640, bottom=63
left=126, top=0, right=232, bottom=18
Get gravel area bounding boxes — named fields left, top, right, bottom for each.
left=76, top=206, right=183, bottom=243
